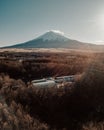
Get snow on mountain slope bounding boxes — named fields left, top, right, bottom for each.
left=36, top=30, right=69, bottom=41
left=2, top=30, right=104, bottom=51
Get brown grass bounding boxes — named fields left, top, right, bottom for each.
left=0, top=51, right=103, bottom=130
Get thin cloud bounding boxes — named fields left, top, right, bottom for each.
left=50, top=30, right=65, bottom=35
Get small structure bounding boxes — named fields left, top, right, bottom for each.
left=63, top=76, right=75, bottom=82
left=31, top=78, right=56, bottom=88
left=31, top=75, right=75, bottom=88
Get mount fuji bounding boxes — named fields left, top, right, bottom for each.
left=3, top=30, right=104, bottom=51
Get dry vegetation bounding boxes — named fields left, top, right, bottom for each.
left=0, top=50, right=103, bottom=130
left=0, top=51, right=92, bottom=82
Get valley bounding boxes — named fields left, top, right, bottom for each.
left=0, top=49, right=92, bottom=82
left=1, top=0, right=104, bottom=129
left=0, top=49, right=104, bottom=130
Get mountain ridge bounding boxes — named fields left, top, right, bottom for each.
left=2, top=31, right=104, bottom=51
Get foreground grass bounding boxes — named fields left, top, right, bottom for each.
left=0, top=52, right=103, bottom=130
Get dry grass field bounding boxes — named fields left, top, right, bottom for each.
left=0, top=49, right=103, bottom=130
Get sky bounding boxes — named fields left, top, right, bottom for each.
left=0, top=0, right=104, bottom=47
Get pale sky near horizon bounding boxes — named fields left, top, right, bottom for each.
left=0, top=0, right=104, bottom=47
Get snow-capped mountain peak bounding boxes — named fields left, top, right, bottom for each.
left=37, top=30, right=69, bottom=42
left=49, top=30, right=64, bottom=35
left=3, top=30, right=104, bottom=52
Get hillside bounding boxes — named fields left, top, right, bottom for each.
left=3, top=31, right=104, bottom=51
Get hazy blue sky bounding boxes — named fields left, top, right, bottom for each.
left=0, top=0, right=104, bottom=47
